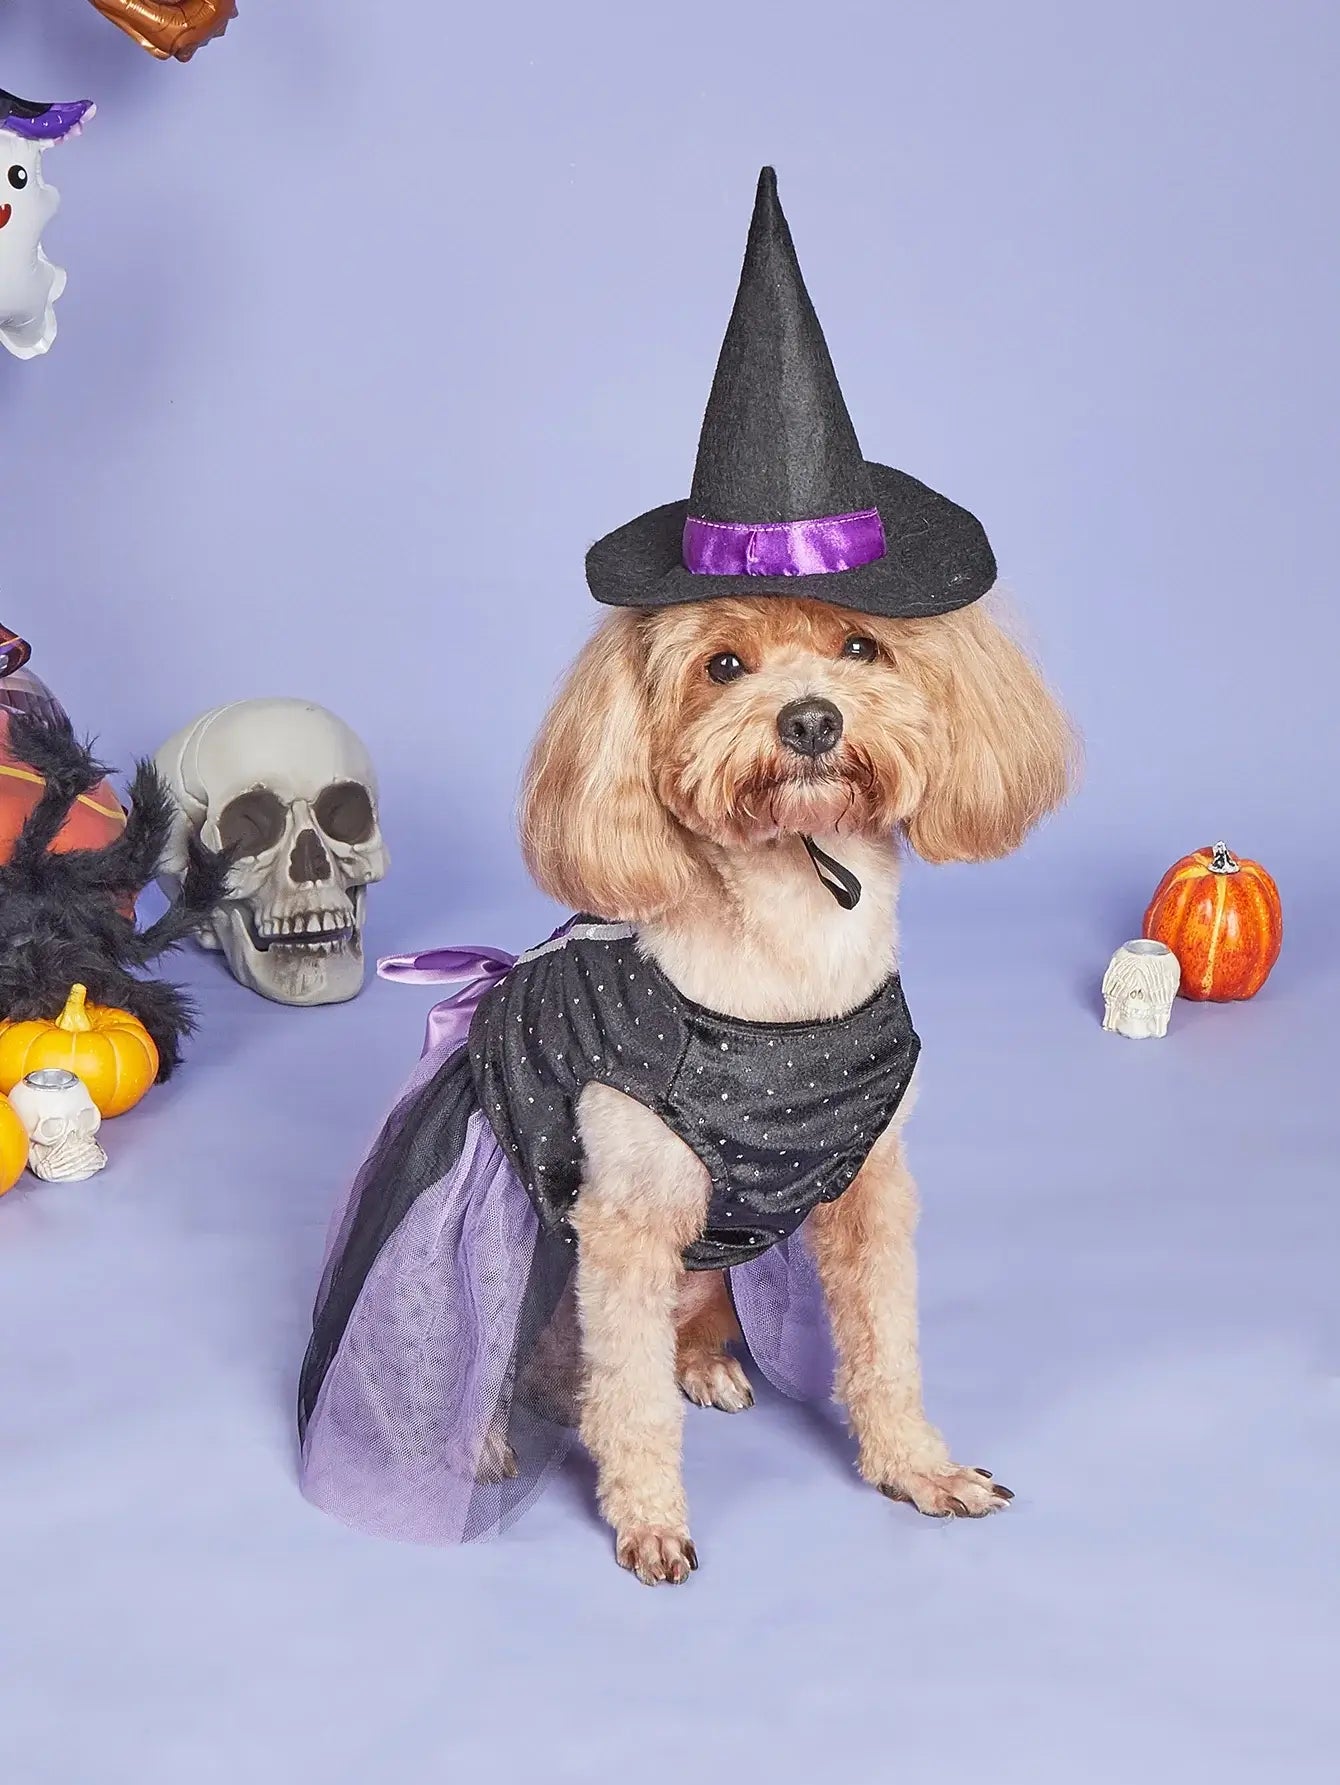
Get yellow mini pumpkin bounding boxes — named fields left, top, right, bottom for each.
left=0, top=984, right=159, bottom=1117
left=0, top=1094, right=26, bottom=1193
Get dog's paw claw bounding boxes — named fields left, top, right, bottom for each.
left=677, top=1350, right=754, bottom=1412
left=878, top=1463, right=1013, bottom=1519
left=473, top=1429, right=519, bottom=1484
left=616, top=1525, right=698, bottom=1586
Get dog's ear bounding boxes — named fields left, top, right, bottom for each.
left=520, top=612, right=700, bottom=921
left=904, top=602, right=1077, bottom=864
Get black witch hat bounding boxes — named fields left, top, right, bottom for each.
left=586, top=168, right=996, bottom=619
left=0, top=89, right=94, bottom=143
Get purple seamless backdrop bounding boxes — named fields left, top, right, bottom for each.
left=1, top=4, right=1337, bottom=1784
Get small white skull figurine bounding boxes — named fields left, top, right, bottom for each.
left=1102, top=939, right=1181, bottom=1039
left=8, top=1069, right=107, bottom=1182
left=155, top=699, right=390, bottom=1007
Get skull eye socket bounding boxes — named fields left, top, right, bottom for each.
left=314, top=780, right=375, bottom=846
left=35, top=1116, right=67, bottom=1144
left=76, top=1107, right=100, bottom=1137
left=218, top=787, right=287, bottom=858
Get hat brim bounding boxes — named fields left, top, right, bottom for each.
left=585, top=463, right=996, bottom=619
left=0, top=98, right=95, bottom=143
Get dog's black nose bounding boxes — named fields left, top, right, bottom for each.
left=777, top=697, right=843, bottom=758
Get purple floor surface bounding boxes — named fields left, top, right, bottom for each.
left=3, top=871, right=1335, bottom=1785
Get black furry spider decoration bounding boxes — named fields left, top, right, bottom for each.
left=0, top=712, right=231, bottom=1080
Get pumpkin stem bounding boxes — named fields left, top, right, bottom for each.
left=1209, top=841, right=1241, bottom=875
left=57, top=984, right=94, bottom=1034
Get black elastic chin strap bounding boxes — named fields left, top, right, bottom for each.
left=802, top=836, right=862, bottom=909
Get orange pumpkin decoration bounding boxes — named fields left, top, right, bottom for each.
left=0, top=1094, right=26, bottom=1194
left=1143, top=841, right=1282, bottom=1002
left=0, top=984, right=160, bottom=1117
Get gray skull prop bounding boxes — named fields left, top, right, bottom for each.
left=155, top=699, right=390, bottom=1006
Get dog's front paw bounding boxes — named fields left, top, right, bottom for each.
left=677, top=1348, right=754, bottom=1412
left=615, top=1525, right=699, bottom=1586
left=878, top=1463, right=1013, bottom=1519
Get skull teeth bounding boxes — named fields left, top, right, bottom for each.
left=241, top=907, right=358, bottom=952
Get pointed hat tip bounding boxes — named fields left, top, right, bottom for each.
left=750, top=166, right=786, bottom=239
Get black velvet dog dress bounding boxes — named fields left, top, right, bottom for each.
left=472, top=919, right=919, bottom=1268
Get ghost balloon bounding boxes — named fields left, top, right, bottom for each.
left=0, top=90, right=93, bottom=360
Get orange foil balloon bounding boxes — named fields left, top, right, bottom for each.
left=1143, top=841, right=1282, bottom=1002
left=89, top=0, right=237, bottom=61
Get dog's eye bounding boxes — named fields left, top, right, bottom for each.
left=842, top=636, right=879, bottom=662
left=7, top=165, right=28, bottom=190
left=707, top=652, right=747, bottom=684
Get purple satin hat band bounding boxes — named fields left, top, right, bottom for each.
left=682, top=506, right=886, bottom=578
left=1, top=100, right=95, bottom=144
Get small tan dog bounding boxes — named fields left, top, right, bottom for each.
left=297, top=168, right=1073, bottom=1581
left=519, top=593, right=1072, bottom=1582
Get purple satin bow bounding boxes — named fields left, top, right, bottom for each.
left=682, top=507, right=886, bottom=577
left=378, top=945, right=517, bottom=1057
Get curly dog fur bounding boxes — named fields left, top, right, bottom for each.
left=520, top=594, right=1075, bottom=1583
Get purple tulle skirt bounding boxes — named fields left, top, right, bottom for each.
left=299, top=976, right=838, bottom=1546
